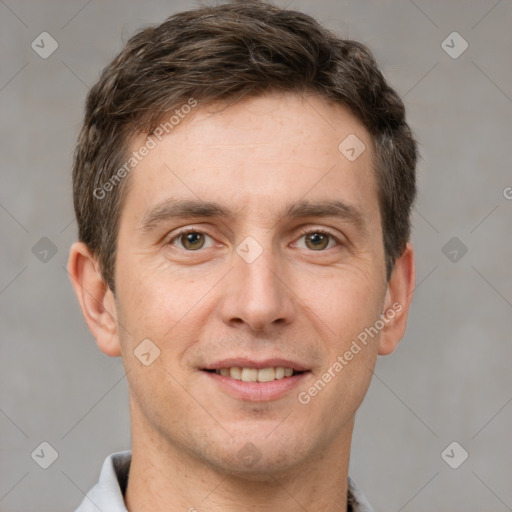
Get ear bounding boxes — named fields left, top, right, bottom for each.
left=67, top=241, right=121, bottom=357
left=378, top=242, right=415, bottom=356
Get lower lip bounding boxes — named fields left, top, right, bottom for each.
left=202, top=371, right=310, bottom=402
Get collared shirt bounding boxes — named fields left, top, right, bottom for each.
left=75, top=451, right=374, bottom=512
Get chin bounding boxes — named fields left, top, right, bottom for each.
left=202, top=434, right=312, bottom=480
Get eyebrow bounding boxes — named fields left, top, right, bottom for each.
left=138, top=197, right=367, bottom=234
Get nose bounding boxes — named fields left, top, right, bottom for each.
left=218, top=242, right=297, bottom=333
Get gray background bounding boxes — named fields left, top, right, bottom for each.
left=1, top=0, right=511, bottom=510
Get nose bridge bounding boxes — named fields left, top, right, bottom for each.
left=220, top=235, right=295, bottom=331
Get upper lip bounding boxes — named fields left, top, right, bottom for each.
left=202, top=358, right=310, bottom=372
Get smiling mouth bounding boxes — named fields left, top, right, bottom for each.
left=203, top=367, right=305, bottom=383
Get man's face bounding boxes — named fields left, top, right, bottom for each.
left=113, top=93, right=389, bottom=475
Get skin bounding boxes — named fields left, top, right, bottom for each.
left=68, top=92, right=415, bottom=512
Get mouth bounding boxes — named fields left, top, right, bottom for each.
left=200, top=359, right=311, bottom=401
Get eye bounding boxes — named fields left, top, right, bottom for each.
left=294, top=229, right=341, bottom=251
left=170, top=230, right=215, bottom=251
left=168, top=228, right=341, bottom=252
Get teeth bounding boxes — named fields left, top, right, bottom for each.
left=214, top=366, right=298, bottom=382
left=241, top=368, right=258, bottom=382
left=230, top=367, right=242, bottom=380
left=256, top=367, right=276, bottom=383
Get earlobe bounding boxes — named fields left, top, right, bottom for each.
left=378, top=243, right=415, bottom=356
left=67, top=242, right=122, bottom=357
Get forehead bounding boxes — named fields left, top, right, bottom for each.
left=120, top=92, right=380, bottom=231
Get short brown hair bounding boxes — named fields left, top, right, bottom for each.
left=72, top=0, right=417, bottom=292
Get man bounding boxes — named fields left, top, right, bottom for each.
left=68, top=1, right=417, bottom=510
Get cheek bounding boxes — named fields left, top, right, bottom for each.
left=298, top=279, right=381, bottom=422
left=301, top=265, right=385, bottom=340
left=296, top=266, right=384, bottom=405
left=114, top=260, right=215, bottom=361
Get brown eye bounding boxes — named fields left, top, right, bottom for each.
left=171, top=231, right=214, bottom=250
left=304, top=232, right=330, bottom=251
left=293, top=229, right=340, bottom=251
left=181, top=232, right=204, bottom=250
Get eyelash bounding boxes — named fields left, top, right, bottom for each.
left=168, top=227, right=342, bottom=251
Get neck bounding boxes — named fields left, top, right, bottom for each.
left=124, top=416, right=353, bottom=512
